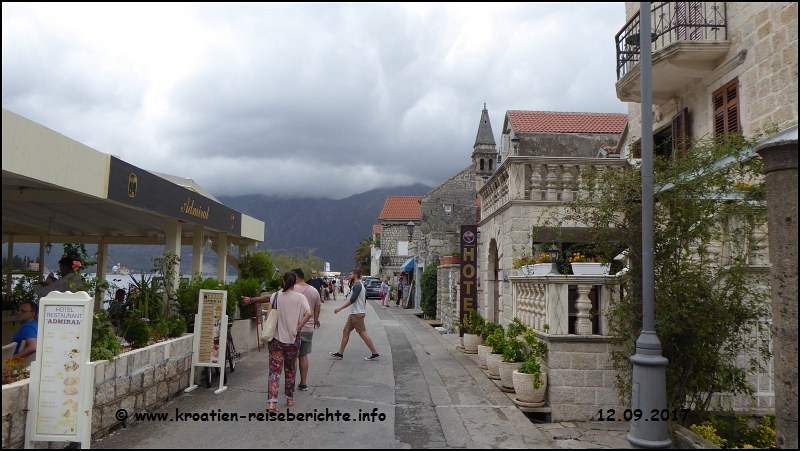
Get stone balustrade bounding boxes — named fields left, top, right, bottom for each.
left=479, top=156, right=630, bottom=221
left=510, top=273, right=624, bottom=336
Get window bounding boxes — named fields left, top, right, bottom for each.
left=480, top=159, right=485, bottom=171
left=713, top=78, right=740, bottom=138
left=488, top=159, right=493, bottom=171
left=671, top=107, right=690, bottom=157
left=397, top=241, right=408, bottom=256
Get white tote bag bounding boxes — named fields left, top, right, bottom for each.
left=261, top=292, right=279, bottom=343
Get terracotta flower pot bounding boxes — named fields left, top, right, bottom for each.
left=512, top=371, right=547, bottom=406
left=486, top=353, right=503, bottom=379
left=463, top=333, right=482, bottom=354
left=477, top=345, right=490, bottom=369
left=499, top=361, right=524, bottom=390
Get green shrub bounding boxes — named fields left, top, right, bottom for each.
left=502, top=318, right=529, bottom=363
left=481, top=322, right=502, bottom=341
left=123, top=314, right=152, bottom=348
left=485, top=327, right=506, bottom=355
left=420, top=261, right=439, bottom=318
left=227, top=277, right=262, bottom=319
left=91, top=310, right=121, bottom=361
left=166, top=316, right=186, bottom=338
left=152, top=320, right=170, bottom=341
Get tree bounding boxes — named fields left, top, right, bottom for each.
left=272, top=250, right=324, bottom=283
left=354, top=237, right=373, bottom=275
left=537, top=129, right=773, bottom=414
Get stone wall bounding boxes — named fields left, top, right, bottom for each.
left=518, top=132, right=621, bottom=158
left=436, top=264, right=460, bottom=331
left=623, top=2, right=798, bottom=148
left=420, top=166, right=477, bottom=262
left=1, top=335, right=194, bottom=448
left=542, top=336, right=624, bottom=422
left=379, top=221, right=422, bottom=278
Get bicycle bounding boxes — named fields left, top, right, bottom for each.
left=203, top=322, right=240, bottom=388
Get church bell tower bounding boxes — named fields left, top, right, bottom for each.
left=472, top=103, right=497, bottom=185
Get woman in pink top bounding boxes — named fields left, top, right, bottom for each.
left=265, top=272, right=312, bottom=413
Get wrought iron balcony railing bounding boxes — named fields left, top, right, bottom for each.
left=616, top=2, right=728, bottom=80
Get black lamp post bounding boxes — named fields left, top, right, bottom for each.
left=406, top=221, right=415, bottom=243
left=549, top=244, right=559, bottom=275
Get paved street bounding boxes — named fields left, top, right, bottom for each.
left=96, top=296, right=629, bottom=449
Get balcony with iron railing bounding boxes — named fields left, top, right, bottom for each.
left=478, top=155, right=630, bottom=221
left=615, top=2, right=731, bottom=104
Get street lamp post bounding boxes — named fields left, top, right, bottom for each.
left=548, top=244, right=559, bottom=275
left=627, top=4, right=670, bottom=448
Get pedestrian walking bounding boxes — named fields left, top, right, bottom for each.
left=396, top=276, right=405, bottom=307
left=307, top=270, right=326, bottom=303
left=290, top=268, right=321, bottom=392
left=329, top=277, right=337, bottom=301
left=245, top=272, right=311, bottom=413
left=380, top=277, right=390, bottom=308
left=330, top=268, right=379, bottom=361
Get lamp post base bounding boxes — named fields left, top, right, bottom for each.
left=627, top=331, right=671, bottom=449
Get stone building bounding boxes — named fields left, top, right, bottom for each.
left=377, top=196, right=422, bottom=278
left=614, top=1, right=797, bottom=414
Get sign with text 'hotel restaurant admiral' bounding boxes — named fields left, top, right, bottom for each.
left=459, top=225, right=478, bottom=336
left=107, top=156, right=242, bottom=235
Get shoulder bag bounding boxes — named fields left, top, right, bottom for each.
left=261, top=292, right=279, bottom=343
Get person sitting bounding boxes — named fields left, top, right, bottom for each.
left=33, top=257, right=84, bottom=298
left=11, top=301, right=38, bottom=360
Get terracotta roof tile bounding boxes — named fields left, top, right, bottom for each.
left=378, top=196, right=423, bottom=220
left=508, top=111, right=627, bottom=134
left=373, top=225, right=381, bottom=234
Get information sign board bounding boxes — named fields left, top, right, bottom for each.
left=25, top=291, right=95, bottom=449
left=459, top=225, right=478, bottom=335
left=185, top=289, right=229, bottom=394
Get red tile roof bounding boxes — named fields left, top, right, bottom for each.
left=373, top=225, right=381, bottom=234
left=508, top=111, right=627, bottom=134
left=378, top=196, right=422, bottom=220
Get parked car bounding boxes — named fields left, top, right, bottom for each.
left=364, top=279, right=382, bottom=299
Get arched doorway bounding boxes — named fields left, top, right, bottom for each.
left=487, top=239, right=500, bottom=324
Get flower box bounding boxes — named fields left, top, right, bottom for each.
left=519, top=263, right=551, bottom=276
left=570, top=263, right=611, bottom=275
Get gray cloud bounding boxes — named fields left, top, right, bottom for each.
left=3, top=3, right=627, bottom=199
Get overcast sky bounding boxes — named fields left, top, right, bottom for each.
left=3, top=3, right=627, bottom=200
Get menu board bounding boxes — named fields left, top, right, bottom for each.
left=198, top=291, right=225, bottom=364
left=36, top=305, right=85, bottom=435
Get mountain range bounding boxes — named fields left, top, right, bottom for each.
left=218, top=183, right=431, bottom=272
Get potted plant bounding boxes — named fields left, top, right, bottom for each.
left=531, top=253, right=552, bottom=275
left=568, top=252, right=610, bottom=275
left=512, top=327, right=549, bottom=407
left=512, top=254, right=536, bottom=275
left=462, top=310, right=484, bottom=354
left=484, top=327, right=506, bottom=380
left=499, top=318, right=528, bottom=392
left=439, top=251, right=461, bottom=266
left=477, top=322, right=501, bottom=370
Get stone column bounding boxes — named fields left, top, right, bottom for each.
left=95, top=239, right=108, bottom=311
left=216, top=232, right=228, bottom=283
left=192, top=225, right=204, bottom=279
left=756, top=139, right=797, bottom=449
left=574, top=284, right=593, bottom=335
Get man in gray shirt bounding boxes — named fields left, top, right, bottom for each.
left=330, top=268, right=379, bottom=361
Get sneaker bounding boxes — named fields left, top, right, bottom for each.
left=365, top=354, right=380, bottom=361
left=329, top=352, right=343, bottom=359
left=297, top=384, right=308, bottom=391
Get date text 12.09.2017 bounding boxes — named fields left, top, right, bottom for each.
left=596, top=408, right=691, bottom=422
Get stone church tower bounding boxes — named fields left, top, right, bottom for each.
left=472, top=104, right=497, bottom=187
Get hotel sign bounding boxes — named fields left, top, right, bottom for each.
left=108, top=157, right=242, bottom=235
left=459, top=225, right=478, bottom=336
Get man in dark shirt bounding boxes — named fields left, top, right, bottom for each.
left=306, top=270, right=326, bottom=302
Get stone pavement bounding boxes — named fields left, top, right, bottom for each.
left=95, top=295, right=631, bottom=448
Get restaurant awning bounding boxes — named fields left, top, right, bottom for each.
left=400, top=257, right=415, bottom=272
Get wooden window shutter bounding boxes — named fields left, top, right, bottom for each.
left=672, top=108, right=690, bottom=156
left=631, top=139, right=642, bottom=158
left=713, top=78, right=740, bottom=138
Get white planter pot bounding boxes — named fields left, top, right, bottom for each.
left=463, top=333, right=482, bottom=353
left=486, top=353, right=503, bottom=379
left=570, top=262, right=611, bottom=275
left=532, top=263, right=551, bottom=275
left=477, top=345, right=490, bottom=369
left=499, top=361, right=524, bottom=390
left=512, top=370, right=547, bottom=405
